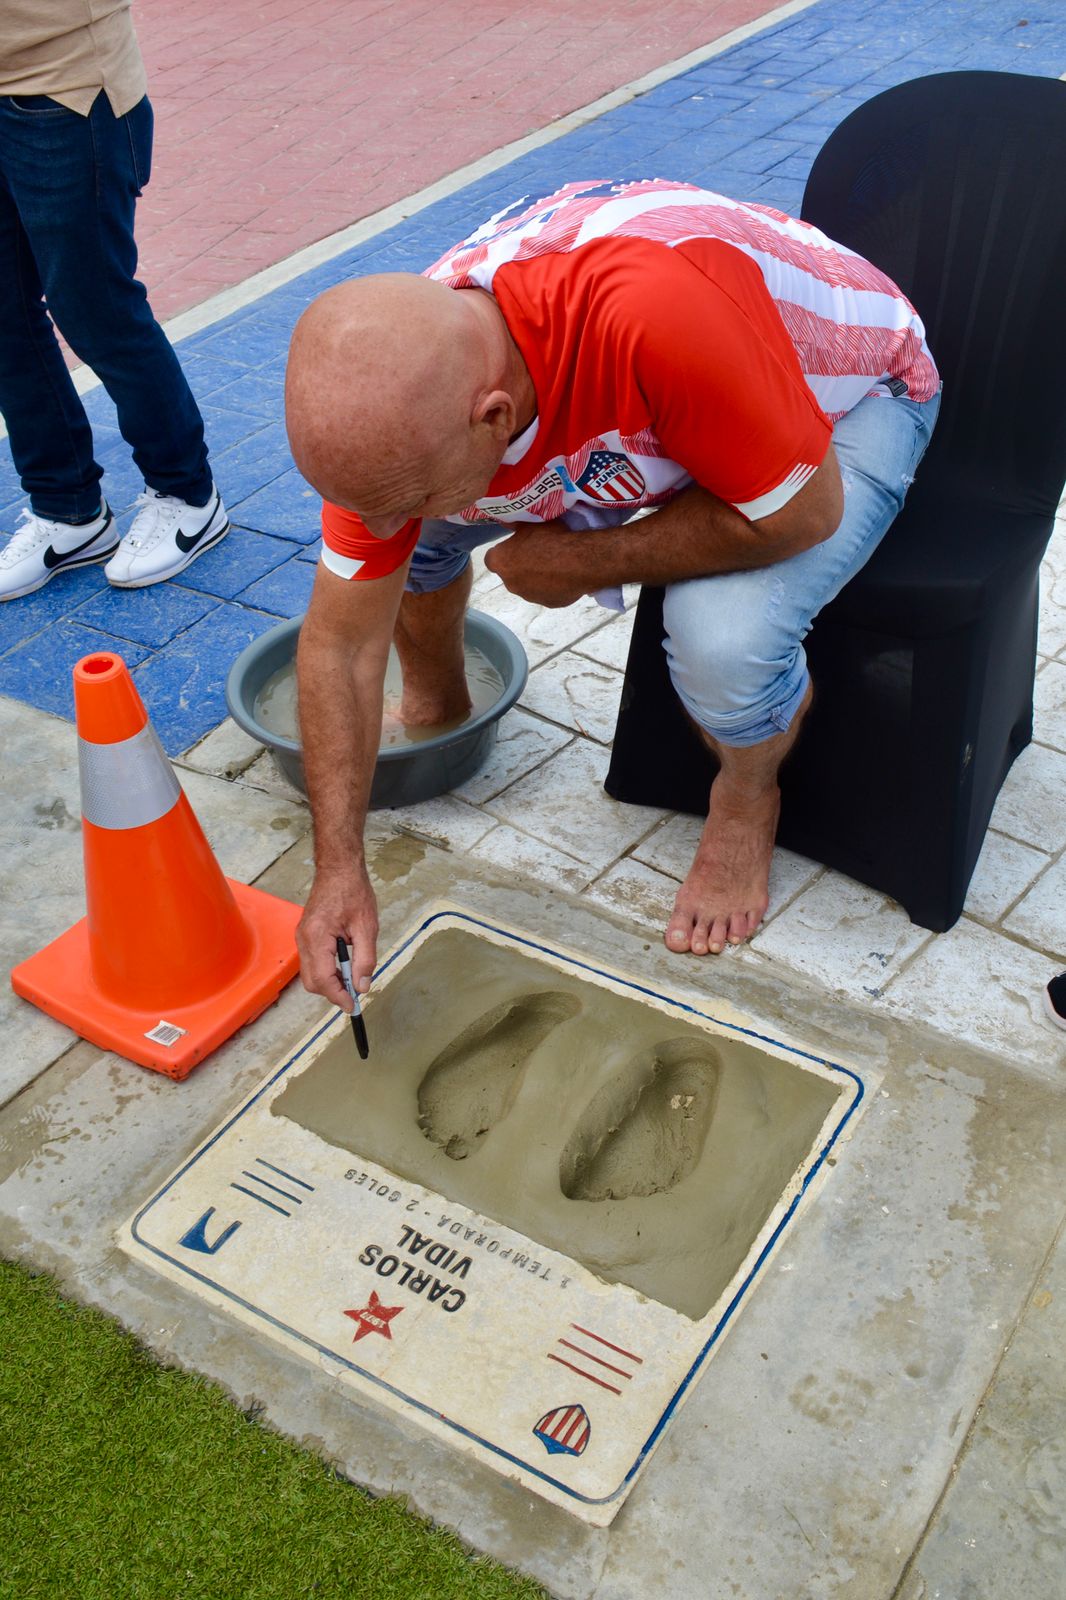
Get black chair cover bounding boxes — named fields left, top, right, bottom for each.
left=605, top=72, right=1066, bottom=930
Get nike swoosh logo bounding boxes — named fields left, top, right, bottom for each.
left=42, top=512, right=114, bottom=569
left=175, top=494, right=221, bottom=553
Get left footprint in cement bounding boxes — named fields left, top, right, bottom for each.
left=417, top=990, right=580, bottom=1160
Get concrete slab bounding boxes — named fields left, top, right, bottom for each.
left=750, top=874, right=934, bottom=998
left=487, top=742, right=665, bottom=871
left=119, top=906, right=864, bottom=1526
left=896, top=1220, right=1066, bottom=1600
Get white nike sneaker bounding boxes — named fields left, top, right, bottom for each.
left=105, top=484, right=229, bottom=588
left=0, top=503, right=118, bottom=601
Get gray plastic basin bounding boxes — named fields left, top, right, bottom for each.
left=225, top=609, right=528, bottom=809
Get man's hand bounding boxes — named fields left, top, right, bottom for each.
left=297, top=861, right=379, bottom=1009
left=483, top=522, right=591, bottom=607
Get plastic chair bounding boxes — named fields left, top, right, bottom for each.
left=604, top=71, right=1066, bottom=930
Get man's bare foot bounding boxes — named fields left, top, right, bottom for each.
left=394, top=570, right=473, bottom=726
left=664, top=778, right=780, bottom=956
left=398, top=667, right=471, bottom=727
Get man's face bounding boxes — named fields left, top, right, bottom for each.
left=354, top=426, right=507, bottom=538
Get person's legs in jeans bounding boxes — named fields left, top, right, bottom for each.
left=660, top=390, right=940, bottom=955
left=0, top=93, right=211, bottom=514
left=0, top=127, right=104, bottom=522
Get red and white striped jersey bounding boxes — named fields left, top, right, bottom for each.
left=321, top=179, right=938, bottom=580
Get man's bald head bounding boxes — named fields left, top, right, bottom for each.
left=285, top=274, right=529, bottom=530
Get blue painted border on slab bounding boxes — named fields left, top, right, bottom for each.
left=128, top=907, right=866, bottom=1509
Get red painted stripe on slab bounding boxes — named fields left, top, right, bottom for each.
left=557, top=1339, right=634, bottom=1380
left=547, top=1354, right=623, bottom=1395
left=570, top=1323, right=643, bottom=1363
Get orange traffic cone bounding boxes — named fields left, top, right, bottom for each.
left=12, top=652, right=302, bottom=1079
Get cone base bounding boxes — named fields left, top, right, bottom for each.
left=11, top=880, right=302, bottom=1080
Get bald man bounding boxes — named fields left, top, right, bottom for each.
left=285, top=180, right=940, bottom=1013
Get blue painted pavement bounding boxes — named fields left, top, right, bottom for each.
left=1, top=0, right=1063, bottom=753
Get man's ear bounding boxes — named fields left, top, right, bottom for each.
left=472, top=388, right=517, bottom=443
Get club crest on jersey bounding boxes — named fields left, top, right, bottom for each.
left=533, top=1403, right=591, bottom=1457
left=577, top=450, right=646, bottom=504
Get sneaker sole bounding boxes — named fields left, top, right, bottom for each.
left=106, top=517, right=231, bottom=589
left=0, top=541, right=121, bottom=602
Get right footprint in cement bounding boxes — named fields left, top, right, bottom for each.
left=418, top=990, right=580, bottom=1160
left=559, top=1038, right=721, bottom=1202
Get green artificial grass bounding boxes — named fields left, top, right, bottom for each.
left=0, top=1259, right=546, bottom=1600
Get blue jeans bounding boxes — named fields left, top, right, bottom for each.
left=411, top=390, right=940, bottom=747
left=0, top=92, right=211, bottom=521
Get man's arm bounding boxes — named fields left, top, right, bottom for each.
left=295, top=559, right=409, bottom=1005
left=486, top=446, right=844, bottom=608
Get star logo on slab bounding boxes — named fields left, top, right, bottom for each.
left=343, top=1291, right=404, bottom=1342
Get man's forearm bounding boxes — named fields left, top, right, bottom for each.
left=566, top=484, right=817, bottom=591
left=296, top=619, right=386, bottom=872
left=487, top=457, right=844, bottom=608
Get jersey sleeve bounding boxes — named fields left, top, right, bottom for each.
left=320, top=500, right=422, bottom=580
left=635, top=238, right=832, bottom=519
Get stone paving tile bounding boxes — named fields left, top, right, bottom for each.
left=468, top=822, right=597, bottom=896
left=230, top=467, right=322, bottom=543
left=130, top=603, right=280, bottom=755
left=379, top=792, right=498, bottom=855
left=208, top=423, right=295, bottom=508
left=963, top=828, right=1052, bottom=926
left=899, top=1221, right=1066, bottom=1599
left=452, top=707, right=573, bottom=805
left=631, top=812, right=705, bottom=880
left=207, top=369, right=287, bottom=421
left=176, top=525, right=300, bottom=603
left=486, top=737, right=665, bottom=869
left=1034, top=658, right=1066, bottom=753
left=180, top=715, right=264, bottom=781
left=239, top=750, right=309, bottom=806
left=583, top=856, right=679, bottom=934
left=751, top=872, right=933, bottom=998
left=880, top=918, right=1066, bottom=1074
left=0, top=620, right=151, bottom=723
left=72, top=581, right=220, bottom=651
left=473, top=584, right=618, bottom=668
left=570, top=605, right=636, bottom=671
left=179, top=766, right=309, bottom=878
left=0, top=564, right=111, bottom=661
left=989, top=743, right=1066, bottom=855
left=520, top=650, right=624, bottom=744
left=236, top=555, right=316, bottom=619
left=1003, top=856, right=1066, bottom=963
left=196, top=404, right=272, bottom=458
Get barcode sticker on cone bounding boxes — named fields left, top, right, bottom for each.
left=145, top=1021, right=188, bottom=1046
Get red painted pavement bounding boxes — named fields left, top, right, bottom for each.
left=134, top=0, right=786, bottom=320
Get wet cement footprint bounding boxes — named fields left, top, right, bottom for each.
left=417, top=990, right=580, bottom=1160
left=559, top=1038, right=721, bottom=1201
